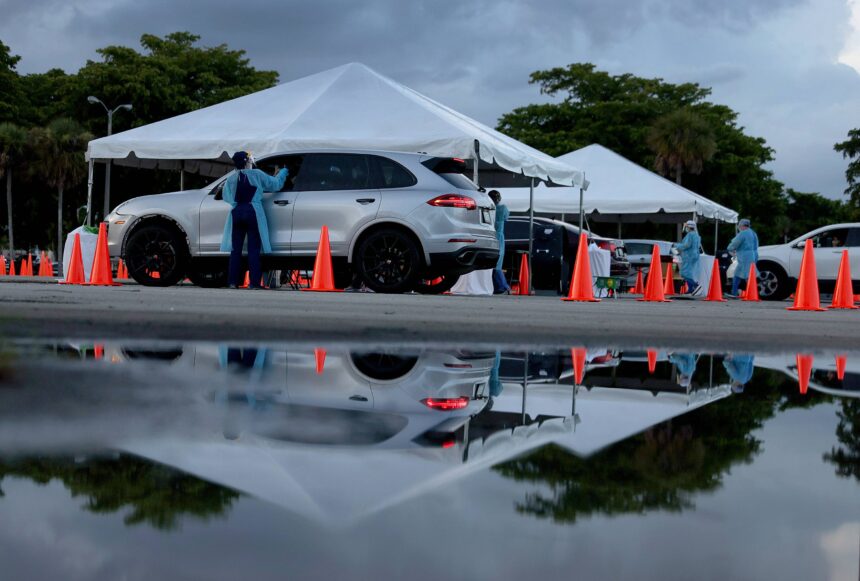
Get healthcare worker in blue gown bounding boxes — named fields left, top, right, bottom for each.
left=726, top=218, right=759, bottom=298
left=489, top=190, right=511, bottom=294
left=221, top=151, right=288, bottom=289
left=674, top=220, right=703, bottom=295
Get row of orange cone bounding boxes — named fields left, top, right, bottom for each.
left=61, top=223, right=122, bottom=286
left=558, top=234, right=857, bottom=309
left=0, top=252, right=54, bottom=277
left=570, top=346, right=847, bottom=396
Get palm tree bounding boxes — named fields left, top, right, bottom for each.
left=647, top=109, right=717, bottom=186
left=33, top=119, right=92, bottom=267
left=0, top=122, right=28, bottom=257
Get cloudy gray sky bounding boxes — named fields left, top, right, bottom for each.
left=2, top=0, right=859, bottom=199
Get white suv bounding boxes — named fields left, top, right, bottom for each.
left=106, top=150, right=499, bottom=293
left=728, top=223, right=860, bottom=300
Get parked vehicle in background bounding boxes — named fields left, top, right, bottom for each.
left=623, top=239, right=679, bottom=285
left=725, top=223, right=860, bottom=300
left=106, top=151, right=499, bottom=294
left=503, top=216, right=630, bottom=293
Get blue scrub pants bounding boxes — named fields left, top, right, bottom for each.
left=732, top=276, right=746, bottom=296
left=228, top=204, right=262, bottom=288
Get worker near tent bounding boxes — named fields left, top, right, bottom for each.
left=674, top=220, right=702, bottom=295
left=726, top=218, right=759, bottom=298
left=221, top=151, right=288, bottom=289
left=488, top=190, right=511, bottom=294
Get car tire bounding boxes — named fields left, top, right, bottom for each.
left=187, top=264, right=229, bottom=288
left=413, top=274, right=460, bottom=295
left=355, top=228, right=421, bottom=294
left=124, top=223, right=189, bottom=287
left=757, top=261, right=790, bottom=301
left=350, top=352, right=419, bottom=381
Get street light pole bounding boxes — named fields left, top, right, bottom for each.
left=87, top=97, right=132, bottom=222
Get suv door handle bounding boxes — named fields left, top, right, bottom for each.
left=274, top=200, right=290, bottom=206
left=355, top=198, right=376, bottom=205
left=349, top=395, right=369, bottom=402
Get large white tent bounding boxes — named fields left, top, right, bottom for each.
left=496, top=144, right=738, bottom=224
left=85, top=62, right=583, bottom=186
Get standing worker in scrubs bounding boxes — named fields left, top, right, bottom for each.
left=221, top=151, right=288, bottom=289
left=674, top=220, right=702, bottom=295
left=489, top=190, right=511, bottom=294
left=726, top=218, right=759, bottom=298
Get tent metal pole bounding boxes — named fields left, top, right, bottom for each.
left=522, top=352, right=529, bottom=425
left=528, top=178, right=534, bottom=294
left=578, top=175, right=585, bottom=232
left=714, top=218, right=719, bottom=255
left=86, top=159, right=94, bottom=226
left=180, top=161, right=185, bottom=191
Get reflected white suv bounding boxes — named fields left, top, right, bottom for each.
left=727, top=223, right=860, bottom=300
left=106, top=150, right=499, bottom=293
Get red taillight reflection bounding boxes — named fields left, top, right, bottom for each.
left=427, top=194, right=477, bottom=210
left=441, top=439, right=457, bottom=449
left=421, top=397, right=470, bottom=411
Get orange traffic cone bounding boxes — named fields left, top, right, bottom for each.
left=516, top=253, right=531, bottom=296
left=240, top=271, right=250, bottom=288
left=632, top=268, right=644, bottom=294
left=303, top=225, right=340, bottom=292
left=0, top=255, right=6, bottom=276
left=829, top=249, right=857, bottom=309
left=639, top=246, right=670, bottom=302
left=571, top=347, right=587, bottom=385
left=9, top=257, right=16, bottom=276
left=562, top=233, right=600, bottom=302
left=22, top=253, right=32, bottom=276
left=59, top=234, right=86, bottom=285
left=796, top=353, right=813, bottom=395
left=704, top=259, right=726, bottom=302
left=742, top=264, right=761, bottom=302
left=835, top=354, right=847, bottom=381
left=647, top=349, right=658, bottom=374
left=116, top=259, right=127, bottom=279
left=787, top=239, right=824, bottom=311
left=86, top=223, right=121, bottom=286
left=663, top=264, right=675, bottom=296
left=314, top=348, right=326, bottom=375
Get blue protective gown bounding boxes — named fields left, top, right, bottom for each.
left=727, top=228, right=759, bottom=280
left=675, top=230, right=702, bottom=280
left=220, top=168, right=288, bottom=254
left=669, top=352, right=699, bottom=377
left=723, top=354, right=755, bottom=386
left=494, top=203, right=509, bottom=270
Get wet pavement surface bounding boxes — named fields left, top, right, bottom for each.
left=0, top=340, right=857, bottom=580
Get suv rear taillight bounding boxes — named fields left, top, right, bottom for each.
left=427, top=194, right=477, bottom=210
left=421, top=397, right=470, bottom=411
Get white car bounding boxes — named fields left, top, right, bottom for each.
left=726, top=223, right=860, bottom=300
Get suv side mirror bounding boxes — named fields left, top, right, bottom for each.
left=212, top=183, right=224, bottom=201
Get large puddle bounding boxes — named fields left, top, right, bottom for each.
left=0, top=341, right=857, bottom=580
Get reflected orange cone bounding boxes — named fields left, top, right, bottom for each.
left=86, top=223, right=121, bottom=286
left=632, top=269, right=644, bottom=294
left=562, top=233, right=600, bottom=302
left=663, top=264, right=675, bottom=296
left=704, top=259, right=726, bottom=302
left=742, top=264, right=761, bottom=302
left=303, top=225, right=340, bottom=292
left=796, top=353, right=813, bottom=395
left=571, top=347, right=587, bottom=385
left=638, top=246, right=670, bottom=302
left=835, top=354, right=847, bottom=381
left=647, top=349, right=658, bottom=374
left=314, top=348, right=326, bottom=375
left=516, top=253, right=531, bottom=296
left=828, top=249, right=858, bottom=309
left=59, top=234, right=86, bottom=285
left=787, top=239, right=824, bottom=311
left=94, top=344, right=104, bottom=360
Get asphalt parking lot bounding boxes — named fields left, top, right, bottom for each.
left=1, top=280, right=858, bottom=351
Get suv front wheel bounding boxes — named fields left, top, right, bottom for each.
left=124, top=222, right=189, bottom=287
left=355, top=228, right=421, bottom=294
left=757, top=261, right=790, bottom=301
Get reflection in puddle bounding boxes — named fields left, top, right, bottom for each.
left=0, top=341, right=857, bottom=576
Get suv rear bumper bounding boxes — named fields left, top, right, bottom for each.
left=429, top=246, right=500, bottom=276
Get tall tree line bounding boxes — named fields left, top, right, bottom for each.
left=0, top=32, right=278, bottom=259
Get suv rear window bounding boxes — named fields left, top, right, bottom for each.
left=371, top=156, right=417, bottom=189
left=422, top=157, right=479, bottom=191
